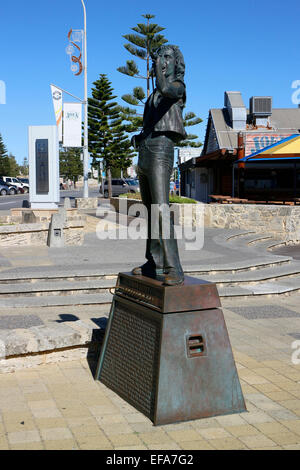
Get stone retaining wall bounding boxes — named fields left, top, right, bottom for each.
left=75, top=197, right=99, bottom=209
left=110, top=198, right=300, bottom=242
left=204, top=204, right=300, bottom=242
left=110, top=197, right=203, bottom=227
left=10, top=208, right=78, bottom=223
left=0, top=214, right=86, bottom=246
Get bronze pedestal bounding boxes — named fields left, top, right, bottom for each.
left=95, top=273, right=246, bottom=425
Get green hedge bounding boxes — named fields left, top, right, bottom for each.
left=119, top=193, right=197, bottom=204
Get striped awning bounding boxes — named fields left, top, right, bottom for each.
left=239, top=134, right=300, bottom=161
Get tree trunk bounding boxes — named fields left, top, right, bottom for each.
left=107, top=167, right=112, bottom=198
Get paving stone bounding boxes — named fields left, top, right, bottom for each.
left=264, top=391, right=295, bottom=401
left=65, top=416, right=98, bottom=428
left=70, top=425, right=103, bottom=438
left=282, top=444, right=300, bottom=450
left=40, top=427, right=73, bottom=441
left=76, top=433, right=113, bottom=450
left=209, top=437, right=247, bottom=450
left=268, top=410, right=300, bottom=421
left=0, top=437, right=9, bottom=450
left=224, top=424, right=259, bottom=437
left=139, top=431, right=174, bottom=445
left=255, top=422, right=291, bottom=435
left=180, top=440, right=215, bottom=450
left=100, top=422, right=134, bottom=436
left=243, top=412, right=275, bottom=425
left=280, top=420, right=300, bottom=434
left=197, top=427, right=231, bottom=440
left=115, top=445, right=149, bottom=450
left=34, top=417, right=67, bottom=429
left=228, top=306, right=300, bottom=320
left=10, top=442, right=45, bottom=450
left=88, top=404, right=121, bottom=416
left=44, top=439, right=78, bottom=450
left=108, top=433, right=144, bottom=447
left=267, top=432, right=300, bottom=446
left=239, top=433, right=277, bottom=449
left=7, top=429, right=41, bottom=445
left=96, top=414, right=127, bottom=425
left=147, top=443, right=182, bottom=450
left=4, top=417, right=37, bottom=433
left=124, top=413, right=151, bottom=424
left=166, top=430, right=203, bottom=443
left=215, top=414, right=248, bottom=427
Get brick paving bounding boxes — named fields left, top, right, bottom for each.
left=0, top=294, right=300, bottom=450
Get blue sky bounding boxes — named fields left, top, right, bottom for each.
left=1, top=0, right=300, bottom=164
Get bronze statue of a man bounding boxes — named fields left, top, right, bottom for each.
left=131, top=44, right=186, bottom=286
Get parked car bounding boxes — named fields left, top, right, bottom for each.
left=18, top=178, right=29, bottom=185
left=0, top=179, right=25, bottom=195
left=0, top=182, right=13, bottom=196
left=0, top=178, right=21, bottom=195
left=1, top=176, right=29, bottom=193
left=100, top=178, right=140, bottom=198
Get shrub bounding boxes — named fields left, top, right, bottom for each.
left=119, top=193, right=197, bottom=204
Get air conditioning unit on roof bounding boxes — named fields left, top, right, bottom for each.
left=250, top=96, right=272, bottom=116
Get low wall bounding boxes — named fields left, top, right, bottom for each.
left=0, top=320, right=102, bottom=373
left=0, top=212, right=86, bottom=247
left=110, top=198, right=300, bottom=242
left=204, top=204, right=300, bottom=242
left=75, top=197, right=99, bottom=209
left=110, top=197, right=203, bottom=227
left=10, top=208, right=78, bottom=223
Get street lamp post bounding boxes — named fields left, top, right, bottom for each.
left=81, top=0, right=89, bottom=198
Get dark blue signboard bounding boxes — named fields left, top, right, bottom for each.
left=35, top=139, right=49, bottom=194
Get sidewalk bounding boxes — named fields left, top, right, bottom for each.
left=0, top=292, right=300, bottom=450
left=0, top=208, right=299, bottom=449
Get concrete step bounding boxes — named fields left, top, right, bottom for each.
left=193, top=261, right=300, bottom=286
left=0, top=292, right=113, bottom=308
left=2, top=276, right=300, bottom=307
left=1, top=268, right=300, bottom=306
left=218, top=277, right=300, bottom=297
left=0, top=279, right=114, bottom=297
left=0, top=256, right=292, bottom=285
left=1, top=262, right=300, bottom=298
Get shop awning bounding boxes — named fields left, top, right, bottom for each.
left=238, top=134, right=300, bottom=161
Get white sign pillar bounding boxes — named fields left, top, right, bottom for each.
left=28, top=125, right=59, bottom=209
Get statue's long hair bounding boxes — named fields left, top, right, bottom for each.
left=155, top=44, right=186, bottom=105
left=156, top=44, right=185, bottom=82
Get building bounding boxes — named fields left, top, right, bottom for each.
left=179, top=91, right=300, bottom=202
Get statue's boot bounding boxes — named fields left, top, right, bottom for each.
left=131, top=261, right=163, bottom=277
left=163, top=268, right=184, bottom=286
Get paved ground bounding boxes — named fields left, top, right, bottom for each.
left=0, top=296, right=300, bottom=450
left=0, top=207, right=291, bottom=278
left=274, top=244, right=300, bottom=260
left=0, top=204, right=299, bottom=449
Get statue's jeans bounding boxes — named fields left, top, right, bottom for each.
left=137, top=133, right=183, bottom=275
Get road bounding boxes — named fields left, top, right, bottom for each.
left=0, top=188, right=101, bottom=212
